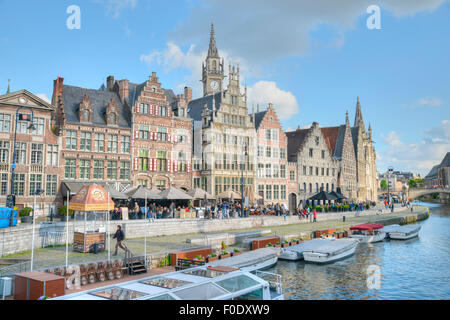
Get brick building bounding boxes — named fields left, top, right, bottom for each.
left=52, top=73, right=193, bottom=198
left=253, top=103, right=289, bottom=208
left=0, top=89, right=62, bottom=215
left=52, top=77, right=133, bottom=199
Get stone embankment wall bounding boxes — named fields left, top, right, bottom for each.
left=0, top=206, right=424, bottom=257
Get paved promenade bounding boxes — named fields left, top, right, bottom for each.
left=1, top=204, right=425, bottom=272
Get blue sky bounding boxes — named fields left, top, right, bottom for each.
left=0, top=0, right=449, bottom=176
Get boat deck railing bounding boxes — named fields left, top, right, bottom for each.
left=255, top=270, right=282, bottom=295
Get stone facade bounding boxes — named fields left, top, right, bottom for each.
left=189, top=25, right=256, bottom=197
left=286, top=122, right=339, bottom=203
left=0, top=90, right=62, bottom=215
left=321, top=112, right=358, bottom=201
left=254, top=103, right=289, bottom=207
left=352, top=97, right=377, bottom=201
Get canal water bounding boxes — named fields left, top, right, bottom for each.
left=267, top=203, right=450, bottom=300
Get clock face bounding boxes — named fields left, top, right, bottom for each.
left=210, top=81, right=219, bottom=90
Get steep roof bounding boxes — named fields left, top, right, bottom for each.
left=351, top=126, right=360, bottom=157
left=425, top=165, right=439, bottom=179
left=254, top=110, right=268, bottom=130
left=439, top=152, right=450, bottom=167
left=62, top=85, right=131, bottom=128
left=187, top=92, right=222, bottom=121
left=321, top=126, right=339, bottom=157
left=286, top=128, right=311, bottom=161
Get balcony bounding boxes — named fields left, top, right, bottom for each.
left=0, top=163, right=9, bottom=172
left=30, top=164, right=44, bottom=173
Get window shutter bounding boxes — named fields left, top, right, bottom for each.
left=153, top=158, right=157, bottom=171
left=149, top=158, right=153, bottom=171
left=187, top=162, right=191, bottom=173
left=150, top=105, right=154, bottom=115
left=175, top=135, right=179, bottom=143
left=135, top=130, right=139, bottom=139
left=174, top=161, right=178, bottom=172
left=167, top=159, right=171, bottom=172
left=155, top=106, right=159, bottom=116
left=134, top=158, right=139, bottom=171
left=168, top=133, right=172, bottom=143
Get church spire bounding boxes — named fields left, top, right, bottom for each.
left=345, top=110, right=350, bottom=127
left=7, top=79, right=10, bottom=94
left=354, top=96, right=366, bottom=132
left=208, top=23, right=219, bottom=58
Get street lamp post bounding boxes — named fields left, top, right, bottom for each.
left=8, top=107, right=36, bottom=214
left=31, top=188, right=44, bottom=271
left=241, top=146, right=248, bottom=218
left=388, top=166, right=394, bottom=211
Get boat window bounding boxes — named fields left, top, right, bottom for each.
left=183, top=269, right=227, bottom=278
left=146, top=293, right=177, bottom=300
left=233, top=288, right=263, bottom=300
left=141, top=277, right=192, bottom=289
left=216, top=275, right=260, bottom=293
left=90, top=287, right=147, bottom=300
left=173, top=283, right=228, bottom=300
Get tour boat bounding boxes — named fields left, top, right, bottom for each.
left=385, top=224, right=421, bottom=240
left=207, top=247, right=280, bottom=271
left=349, top=223, right=386, bottom=243
left=279, top=239, right=330, bottom=261
left=302, top=238, right=359, bottom=264
left=52, top=265, right=284, bottom=300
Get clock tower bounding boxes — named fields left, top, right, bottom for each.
left=203, top=24, right=224, bottom=96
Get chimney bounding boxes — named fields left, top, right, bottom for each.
left=118, top=79, right=129, bottom=104
left=151, top=72, right=158, bottom=82
left=184, top=87, right=192, bottom=103
left=52, top=77, right=64, bottom=105
left=107, top=76, right=114, bottom=91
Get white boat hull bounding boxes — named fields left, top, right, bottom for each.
left=303, top=241, right=358, bottom=264
left=279, top=250, right=302, bottom=261
left=350, top=232, right=386, bottom=243
left=389, top=231, right=420, bottom=240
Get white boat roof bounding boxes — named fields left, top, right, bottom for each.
left=383, top=224, right=421, bottom=233
left=51, top=265, right=270, bottom=301
left=302, top=239, right=358, bottom=255
left=207, top=247, right=280, bottom=269
left=282, top=239, right=329, bottom=254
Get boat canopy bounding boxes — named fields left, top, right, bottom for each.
left=350, top=223, right=384, bottom=231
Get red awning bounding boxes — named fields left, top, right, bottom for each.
left=350, top=223, right=384, bottom=231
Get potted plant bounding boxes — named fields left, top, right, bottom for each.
left=281, top=240, right=289, bottom=248
left=206, top=253, right=218, bottom=263
left=266, top=242, right=273, bottom=247
left=58, top=205, right=74, bottom=221
left=219, top=251, right=230, bottom=259
left=194, top=255, right=205, bottom=262
left=275, top=242, right=281, bottom=248
left=19, top=207, right=33, bottom=223
left=231, top=249, right=241, bottom=257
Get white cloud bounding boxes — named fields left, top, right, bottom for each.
left=95, top=0, right=137, bottom=18
left=418, top=97, right=443, bottom=107
left=169, top=0, right=448, bottom=63
left=36, top=93, right=51, bottom=104
left=247, top=81, right=299, bottom=120
left=378, top=120, right=450, bottom=175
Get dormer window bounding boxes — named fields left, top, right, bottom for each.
left=106, top=98, right=119, bottom=126
left=79, top=94, right=92, bottom=123
left=179, top=108, right=185, bottom=117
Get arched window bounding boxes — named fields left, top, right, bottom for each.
left=303, top=183, right=306, bottom=192
left=309, top=183, right=312, bottom=193
left=331, top=183, right=334, bottom=192
left=321, top=183, right=324, bottom=191
left=315, top=183, right=319, bottom=193
left=213, top=60, right=217, bottom=71
left=326, top=183, right=329, bottom=192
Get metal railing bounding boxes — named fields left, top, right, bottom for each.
left=255, top=270, right=283, bottom=295
left=42, top=231, right=65, bottom=248
left=0, top=261, right=31, bottom=277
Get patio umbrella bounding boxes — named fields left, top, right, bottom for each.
left=307, top=191, right=338, bottom=202
left=125, top=185, right=162, bottom=200
left=330, top=191, right=347, bottom=200
left=217, top=189, right=242, bottom=200
left=103, top=185, right=129, bottom=200
left=159, top=186, right=193, bottom=200
left=188, top=188, right=215, bottom=200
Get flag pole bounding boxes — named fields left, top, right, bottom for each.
left=144, top=192, right=147, bottom=268
left=107, top=191, right=111, bottom=263
left=65, top=190, right=69, bottom=268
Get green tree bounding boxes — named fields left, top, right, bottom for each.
left=380, top=179, right=388, bottom=190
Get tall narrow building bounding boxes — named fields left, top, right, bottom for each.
left=351, top=97, right=377, bottom=201
left=189, top=25, right=256, bottom=197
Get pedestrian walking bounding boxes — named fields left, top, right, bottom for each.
left=113, top=225, right=128, bottom=256
left=313, top=209, right=317, bottom=223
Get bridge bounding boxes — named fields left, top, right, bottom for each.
left=378, top=188, right=450, bottom=200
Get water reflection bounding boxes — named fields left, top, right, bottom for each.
left=268, top=204, right=450, bottom=300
